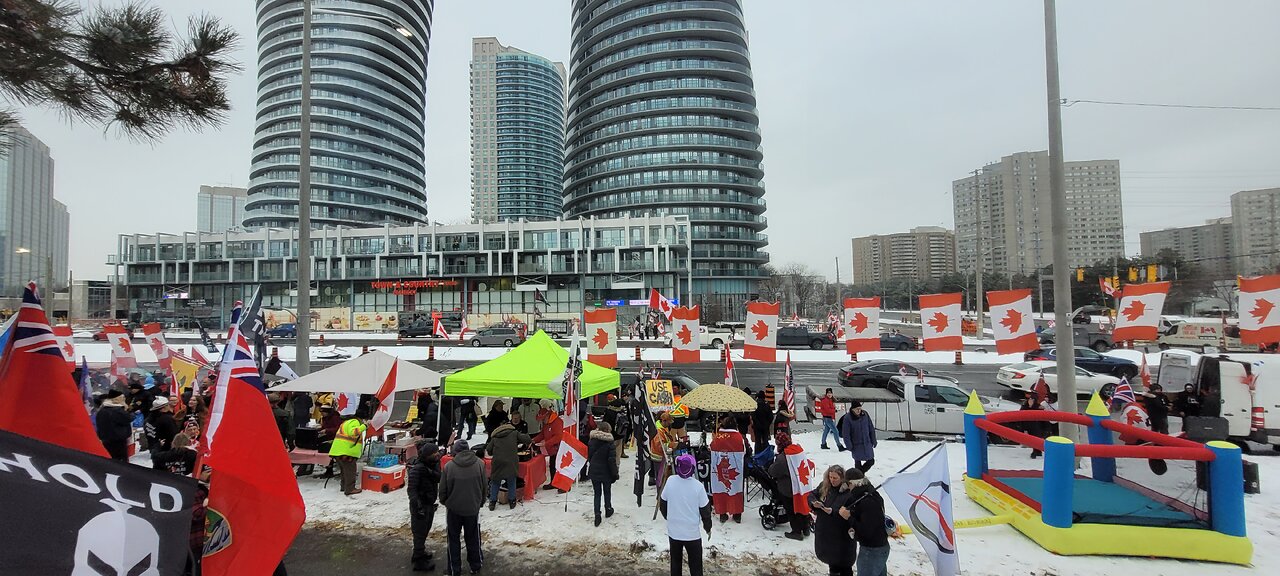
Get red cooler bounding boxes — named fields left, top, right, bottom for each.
left=361, top=464, right=406, bottom=493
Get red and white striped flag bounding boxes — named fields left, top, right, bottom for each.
left=1138, top=354, right=1152, bottom=390
left=783, top=351, right=796, bottom=415
left=843, top=297, right=881, bottom=354
left=918, top=293, right=963, bottom=351
left=368, top=361, right=398, bottom=435
left=458, top=315, right=470, bottom=341
left=987, top=289, right=1038, bottom=355
left=743, top=301, right=779, bottom=361
left=724, top=343, right=736, bottom=387
left=433, top=317, right=452, bottom=339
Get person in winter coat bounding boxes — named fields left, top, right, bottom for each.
left=152, top=432, right=198, bottom=476
left=407, top=441, right=442, bottom=572
left=661, top=453, right=711, bottom=576
left=1019, top=395, right=1048, bottom=458
left=810, top=465, right=855, bottom=576
left=533, top=399, right=565, bottom=490
left=145, top=397, right=180, bottom=466
left=416, top=391, right=440, bottom=440
left=510, top=410, right=529, bottom=434
left=1175, top=384, right=1202, bottom=419
left=768, top=430, right=810, bottom=540
left=587, top=421, right=618, bottom=526
left=517, top=398, right=542, bottom=436
left=455, top=396, right=479, bottom=440
left=440, top=440, right=487, bottom=576
left=291, top=393, right=314, bottom=427
left=838, top=402, right=877, bottom=472
left=773, top=400, right=794, bottom=437
left=127, top=379, right=155, bottom=422
left=487, top=415, right=531, bottom=510
left=840, top=468, right=890, bottom=576
left=268, top=393, right=296, bottom=450
left=483, top=400, right=508, bottom=434
left=1144, top=385, right=1171, bottom=434
left=96, top=390, right=133, bottom=460
left=816, top=389, right=846, bottom=451
left=751, top=392, right=773, bottom=451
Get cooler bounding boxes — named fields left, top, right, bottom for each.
left=361, top=464, right=406, bottom=493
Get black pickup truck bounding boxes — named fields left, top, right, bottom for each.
left=776, top=326, right=837, bottom=350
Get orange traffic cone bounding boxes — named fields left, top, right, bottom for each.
left=271, top=347, right=279, bottom=358
left=635, top=345, right=642, bottom=362
left=397, top=332, right=404, bottom=346
left=954, top=350, right=964, bottom=366
left=428, top=343, right=435, bottom=361
left=319, top=334, right=326, bottom=346
left=850, top=352, right=858, bottom=362
left=361, top=345, right=369, bottom=355
left=720, top=347, right=727, bottom=362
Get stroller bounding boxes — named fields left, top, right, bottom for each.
left=746, top=446, right=790, bottom=530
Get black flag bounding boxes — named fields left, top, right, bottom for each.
left=631, top=372, right=658, bottom=502
left=237, top=286, right=267, bottom=373
left=196, top=320, right=218, bottom=353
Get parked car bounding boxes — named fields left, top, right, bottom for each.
left=878, top=331, right=915, bottom=351
left=859, top=375, right=1019, bottom=437
left=1037, top=305, right=1114, bottom=351
left=996, top=361, right=1121, bottom=397
left=534, top=319, right=573, bottom=338
left=468, top=326, right=524, bottom=347
left=266, top=323, right=297, bottom=338
left=664, top=325, right=740, bottom=349
left=91, top=324, right=135, bottom=341
left=838, top=359, right=935, bottom=388
left=398, top=320, right=433, bottom=339
left=1023, top=346, right=1139, bottom=379
left=776, top=326, right=837, bottom=350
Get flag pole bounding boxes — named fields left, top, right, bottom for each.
left=876, top=441, right=948, bottom=490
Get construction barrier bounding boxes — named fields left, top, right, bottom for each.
left=319, top=334, right=326, bottom=346
left=954, top=350, right=964, bottom=366
left=397, top=333, right=404, bottom=346
left=361, top=345, right=369, bottom=355
left=428, top=343, right=435, bottom=361
left=271, top=347, right=279, bottom=358
left=635, top=345, right=642, bottom=361
left=720, top=347, right=727, bottom=362
left=850, top=352, right=858, bottom=362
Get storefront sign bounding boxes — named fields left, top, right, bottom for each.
left=370, top=280, right=458, bottom=295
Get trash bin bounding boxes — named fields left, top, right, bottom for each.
left=1244, top=459, right=1261, bottom=494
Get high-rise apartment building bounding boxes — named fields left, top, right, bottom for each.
left=244, top=0, right=434, bottom=228
left=953, top=151, right=1124, bottom=274
left=563, top=0, right=769, bottom=308
left=1139, top=218, right=1234, bottom=279
left=470, top=37, right=566, bottom=223
left=0, top=126, right=70, bottom=296
left=1231, top=188, right=1280, bottom=275
left=197, top=185, right=249, bottom=233
left=851, top=227, right=957, bottom=284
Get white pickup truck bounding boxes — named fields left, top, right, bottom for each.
left=819, top=376, right=1018, bottom=437
left=664, top=325, right=740, bottom=349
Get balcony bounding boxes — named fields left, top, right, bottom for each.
left=127, top=274, right=161, bottom=283
left=192, top=271, right=228, bottom=282
left=518, top=263, right=549, bottom=274
left=345, top=268, right=376, bottom=279
left=381, top=267, right=422, bottom=278
left=444, top=264, right=483, bottom=275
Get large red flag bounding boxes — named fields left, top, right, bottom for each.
left=201, top=326, right=305, bottom=574
left=0, top=283, right=107, bottom=457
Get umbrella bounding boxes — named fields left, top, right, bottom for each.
left=680, top=383, right=755, bottom=413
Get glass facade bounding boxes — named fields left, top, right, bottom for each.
left=564, top=0, right=768, bottom=299
left=196, top=185, right=248, bottom=233
left=0, top=126, right=70, bottom=297
left=244, top=0, right=434, bottom=228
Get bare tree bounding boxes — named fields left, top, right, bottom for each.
left=778, top=262, right=821, bottom=319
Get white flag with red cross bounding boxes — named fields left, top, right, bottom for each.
left=368, top=361, right=398, bottom=434
left=671, top=305, right=701, bottom=364
left=743, top=301, right=779, bottom=361
left=1112, top=282, right=1170, bottom=342
left=584, top=308, right=617, bottom=367
left=550, top=436, right=589, bottom=491
left=1239, top=275, right=1280, bottom=345
left=987, top=289, right=1038, bottom=355
left=918, top=293, right=963, bottom=352
left=649, top=288, right=675, bottom=321
left=843, top=297, right=881, bottom=354
left=51, top=325, right=76, bottom=370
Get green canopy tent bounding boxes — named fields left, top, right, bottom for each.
left=442, top=330, right=621, bottom=399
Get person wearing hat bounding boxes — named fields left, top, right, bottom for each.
left=769, top=430, right=811, bottom=540
left=838, top=401, right=877, bottom=472
left=440, top=439, right=487, bottom=576
left=532, top=399, right=564, bottom=490
left=96, top=389, right=134, bottom=461
left=660, top=453, right=711, bottom=576
left=840, top=468, right=892, bottom=576
left=127, top=376, right=155, bottom=422
left=407, top=440, right=442, bottom=572
left=267, top=393, right=296, bottom=451
left=144, top=396, right=180, bottom=467
left=329, top=411, right=369, bottom=495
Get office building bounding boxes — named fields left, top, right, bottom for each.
left=1139, top=218, right=1234, bottom=279
left=852, top=226, right=957, bottom=284
left=197, top=185, right=249, bottom=233
left=1232, top=188, right=1280, bottom=275
left=471, top=37, right=566, bottom=223
left=953, top=151, right=1124, bottom=274
left=109, top=215, right=690, bottom=329
left=244, top=0, right=434, bottom=228
left=562, top=0, right=769, bottom=314
left=0, top=125, right=69, bottom=297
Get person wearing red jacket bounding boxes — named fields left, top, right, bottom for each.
left=532, top=399, right=564, bottom=491
left=815, top=389, right=846, bottom=451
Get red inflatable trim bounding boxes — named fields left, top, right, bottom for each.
left=976, top=411, right=1215, bottom=462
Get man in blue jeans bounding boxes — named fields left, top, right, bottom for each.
left=485, top=417, right=529, bottom=510
left=815, top=388, right=846, bottom=451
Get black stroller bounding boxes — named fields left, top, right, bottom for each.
left=746, top=447, right=791, bottom=530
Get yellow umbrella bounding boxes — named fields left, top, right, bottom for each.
left=680, top=383, right=756, bottom=413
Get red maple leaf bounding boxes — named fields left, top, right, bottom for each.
left=796, top=459, right=813, bottom=487
left=750, top=319, right=769, bottom=341
left=676, top=324, right=693, bottom=345
left=1251, top=298, right=1275, bottom=324
left=336, top=394, right=349, bottom=412
left=849, top=311, right=869, bottom=334
left=559, top=451, right=574, bottom=471
left=592, top=327, right=610, bottom=349
left=1121, top=299, right=1147, bottom=322
left=1124, top=406, right=1145, bottom=426
left=999, top=308, right=1023, bottom=333
left=716, top=455, right=739, bottom=489
left=927, top=312, right=950, bottom=333
left=61, top=342, right=74, bottom=358
left=118, top=338, right=132, bottom=354
left=659, top=299, right=671, bottom=314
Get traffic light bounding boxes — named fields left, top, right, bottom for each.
left=1076, top=268, right=1084, bottom=282
left=1112, top=275, right=1120, bottom=290
left=1147, top=264, right=1158, bottom=281
left=1128, top=267, right=1138, bottom=282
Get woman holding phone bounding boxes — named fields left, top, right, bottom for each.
left=810, top=464, right=856, bottom=576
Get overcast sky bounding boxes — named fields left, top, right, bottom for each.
left=15, top=0, right=1280, bottom=281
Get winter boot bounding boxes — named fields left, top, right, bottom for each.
left=606, top=507, right=614, bottom=518
left=784, top=530, right=804, bottom=541
left=732, top=514, right=742, bottom=523
left=594, top=513, right=603, bottom=527
left=488, top=501, right=496, bottom=512
left=719, top=514, right=728, bottom=524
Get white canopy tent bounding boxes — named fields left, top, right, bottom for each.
left=270, top=350, right=442, bottom=393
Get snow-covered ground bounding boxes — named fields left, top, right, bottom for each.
left=299, top=430, right=1276, bottom=575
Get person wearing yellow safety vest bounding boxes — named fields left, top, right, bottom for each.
left=329, top=413, right=368, bottom=495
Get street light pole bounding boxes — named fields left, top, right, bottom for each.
left=295, top=0, right=314, bottom=376
left=1044, top=0, right=1079, bottom=439
left=973, top=169, right=985, bottom=332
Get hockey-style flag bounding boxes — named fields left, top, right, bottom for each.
left=584, top=307, right=618, bottom=368
left=1112, top=281, right=1171, bottom=342
left=784, top=443, right=820, bottom=515
left=918, top=293, right=963, bottom=351
left=882, top=445, right=959, bottom=576
left=649, top=288, right=676, bottom=321
left=743, top=300, right=780, bottom=361
left=367, top=361, right=398, bottom=435
left=987, top=289, right=1038, bottom=355
left=51, top=325, right=75, bottom=369
left=433, top=316, right=452, bottom=339
left=550, top=436, right=589, bottom=491
left=671, top=305, right=701, bottom=364
left=1238, top=275, right=1280, bottom=345
left=103, top=323, right=137, bottom=382
left=843, top=297, right=881, bottom=354
left=0, top=283, right=107, bottom=457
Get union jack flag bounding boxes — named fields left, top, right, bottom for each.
left=1111, top=377, right=1136, bottom=406
left=204, top=323, right=264, bottom=451
left=782, top=351, right=795, bottom=414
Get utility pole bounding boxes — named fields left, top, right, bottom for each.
left=834, top=256, right=841, bottom=313
left=295, top=0, right=313, bottom=376
left=1045, top=0, right=1079, bottom=440
left=972, top=169, right=985, bottom=330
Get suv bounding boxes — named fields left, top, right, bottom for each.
left=1024, top=346, right=1138, bottom=379
left=776, top=326, right=836, bottom=350
left=469, top=326, right=523, bottom=347
left=267, top=323, right=297, bottom=338
left=398, top=320, right=433, bottom=338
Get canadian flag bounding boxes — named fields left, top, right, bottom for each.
left=103, top=323, right=137, bottom=380
left=1112, top=281, right=1170, bottom=342
left=1100, top=276, right=1119, bottom=298
left=724, top=342, right=736, bottom=387
left=336, top=391, right=360, bottom=416
left=51, top=325, right=76, bottom=370
left=458, top=315, right=470, bottom=341
left=584, top=307, right=617, bottom=368
left=649, top=288, right=675, bottom=321
left=433, top=317, right=452, bottom=339
left=142, top=322, right=175, bottom=387
left=743, top=301, right=779, bottom=361
left=987, top=289, right=1038, bottom=355
left=670, top=305, right=701, bottom=364
left=368, top=361, right=398, bottom=435
left=918, top=293, right=963, bottom=351
left=1238, top=275, right=1280, bottom=345
left=784, top=443, right=819, bottom=515
left=843, top=297, right=881, bottom=354
left=192, top=347, right=214, bottom=366
left=550, top=436, right=589, bottom=491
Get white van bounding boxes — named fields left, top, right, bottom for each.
left=1190, top=355, right=1280, bottom=449
left=1158, top=320, right=1246, bottom=352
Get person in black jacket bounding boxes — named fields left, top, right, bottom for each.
left=1175, top=384, right=1202, bottom=419
left=483, top=400, right=508, bottom=434
left=268, top=393, right=296, bottom=450
left=407, top=441, right=442, bottom=572
left=587, top=421, right=618, bottom=526
left=751, top=392, right=772, bottom=452
left=417, top=391, right=440, bottom=440
left=152, top=433, right=198, bottom=476
left=145, top=397, right=180, bottom=466
left=840, top=469, right=890, bottom=576
left=810, top=464, right=855, bottom=576
left=127, top=378, right=155, bottom=422
left=1144, top=385, right=1171, bottom=434
left=96, top=390, right=133, bottom=460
